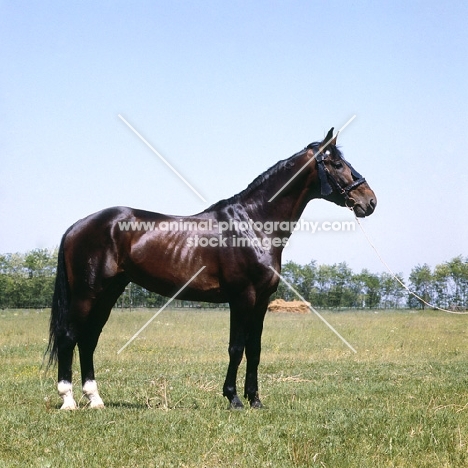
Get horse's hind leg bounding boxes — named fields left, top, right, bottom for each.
left=57, top=334, right=78, bottom=410
left=77, top=312, right=108, bottom=409
left=55, top=297, right=95, bottom=410
left=78, top=329, right=105, bottom=408
left=78, top=278, right=128, bottom=408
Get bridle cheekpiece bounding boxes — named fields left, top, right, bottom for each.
left=310, top=144, right=367, bottom=205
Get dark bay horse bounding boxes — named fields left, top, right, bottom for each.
left=47, top=128, right=376, bottom=409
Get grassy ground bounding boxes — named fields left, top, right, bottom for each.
left=1, top=307, right=468, bottom=467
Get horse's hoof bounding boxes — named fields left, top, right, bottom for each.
left=89, top=401, right=105, bottom=409
left=60, top=401, right=78, bottom=410
left=249, top=398, right=264, bottom=409
left=228, top=395, right=244, bottom=410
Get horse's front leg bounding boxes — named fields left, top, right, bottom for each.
left=223, top=308, right=246, bottom=409
left=244, top=301, right=268, bottom=408
left=224, top=289, right=260, bottom=409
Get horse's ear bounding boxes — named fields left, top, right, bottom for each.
left=332, top=130, right=339, bottom=146
left=321, top=127, right=336, bottom=150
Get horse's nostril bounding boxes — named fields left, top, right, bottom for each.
left=369, top=198, right=376, bottom=210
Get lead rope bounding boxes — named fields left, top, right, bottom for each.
left=354, top=215, right=468, bottom=315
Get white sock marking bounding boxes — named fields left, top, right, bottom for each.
left=82, top=380, right=105, bottom=408
left=57, top=380, right=77, bottom=410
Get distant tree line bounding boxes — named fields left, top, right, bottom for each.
left=0, top=249, right=58, bottom=309
left=274, top=259, right=468, bottom=310
left=0, top=249, right=467, bottom=310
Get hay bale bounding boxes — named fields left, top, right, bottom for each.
left=268, top=298, right=310, bottom=314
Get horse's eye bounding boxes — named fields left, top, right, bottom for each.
left=332, top=161, right=343, bottom=169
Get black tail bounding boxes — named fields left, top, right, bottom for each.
left=45, top=228, right=72, bottom=368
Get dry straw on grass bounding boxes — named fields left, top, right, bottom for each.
left=267, top=299, right=310, bottom=314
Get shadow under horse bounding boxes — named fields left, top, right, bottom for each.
left=46, top=128, right=376, bottom=409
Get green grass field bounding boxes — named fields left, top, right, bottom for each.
left=1, top=308, right=468, bottom=467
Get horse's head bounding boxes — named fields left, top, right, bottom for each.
left=307, top=128, right=376, bottom=218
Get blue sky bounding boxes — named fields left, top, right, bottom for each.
left=1, top=1, right=467, bottom=277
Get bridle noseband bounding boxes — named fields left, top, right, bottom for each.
left=311, top=146, right=367, bottom=205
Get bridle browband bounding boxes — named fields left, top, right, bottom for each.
left=309, top=144, right=367, bottom=205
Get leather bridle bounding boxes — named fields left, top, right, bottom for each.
left=311, top=146, right=367, bottom=206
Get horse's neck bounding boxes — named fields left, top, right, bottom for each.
left=241, top=164, right=320, bottom=225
